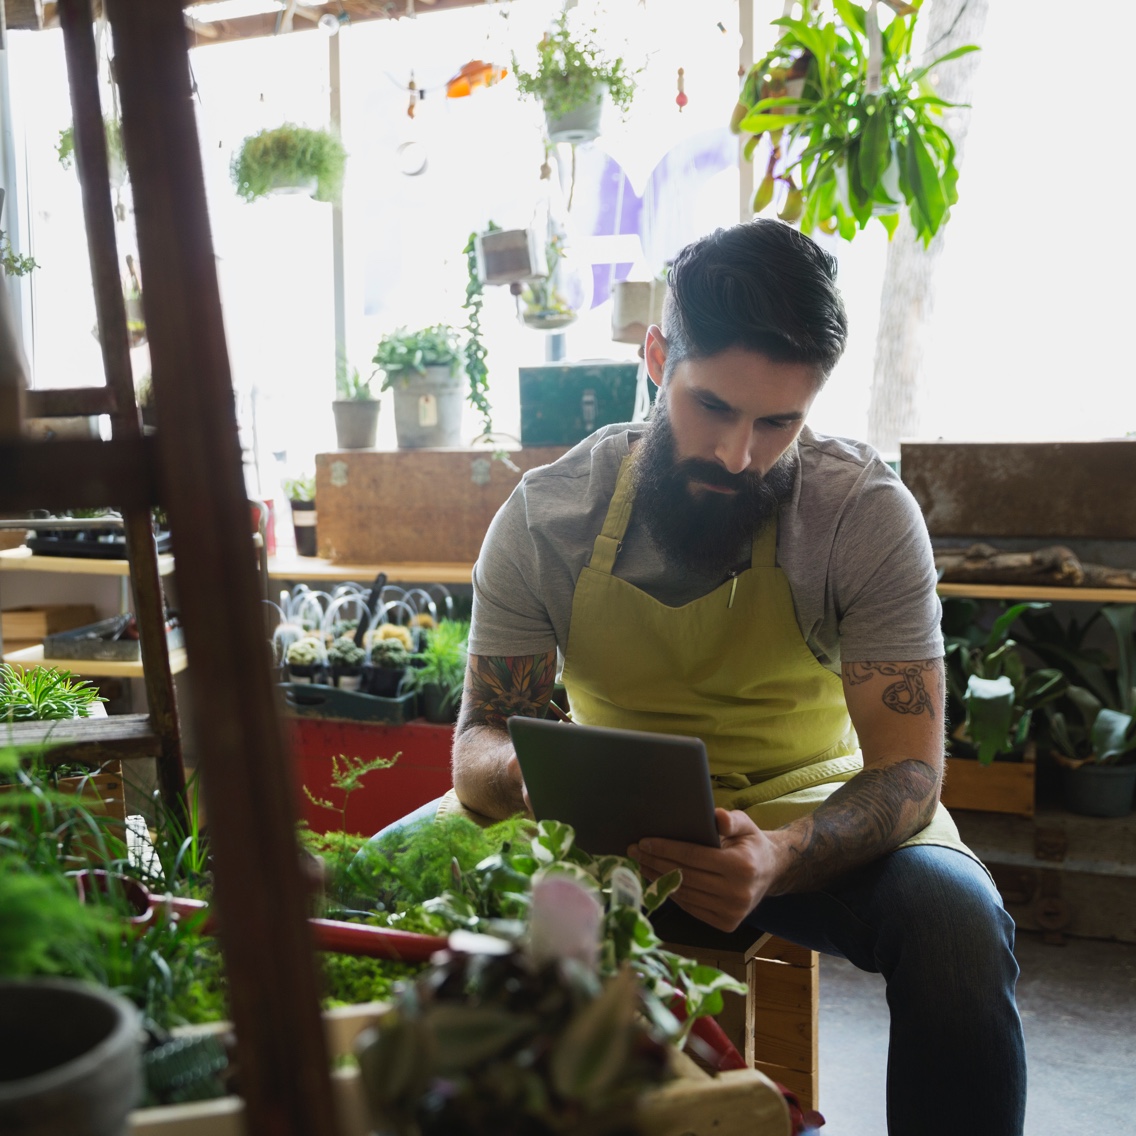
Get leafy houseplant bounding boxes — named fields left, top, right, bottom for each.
left=332, top=359, right=380, bottom=450
left=731, top=0, right=978, bottom=244
left=283, top=473, right=318, bottom=557
left=941, top=600, right=1066, bottom=766
left=285, top=635, right=326, bottom=682
left=365, top=637, right=411, bottom=698
left=462, top=228, right=494, bottom=440
left=512, top=11, right=638, bottom=144
left=0, top=663, right=105, bottom=722
left=403, top=618, right=469, bottom=723
left=372, top=325, right=467, bottom=450
left=230, top=123, right=346, bottom=204
left=0, top=230, right=37, bottom=277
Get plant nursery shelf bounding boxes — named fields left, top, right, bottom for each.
left=267, top=556, right=473, bottom=584
left=937, top=582, right=1136, bottom=604
left=1, top=642, right=189, bottom=679
left=0, top=546, right=176, bottom=577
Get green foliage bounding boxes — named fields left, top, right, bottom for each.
left=368, top=638, right=411, bottom=670
left=283, top=472, right=316, bottom=502
left=230, top=123, right=347, bottom=204
left=462, top=227, right=494, bottom=439
left=512, top=10, right=638, bottom=124
left=0, top=663, right=106, bottom=722
left=286, top=636, right=326, bottom=666
left=335, top=358, right=375, bottom=401
left=57, top=117, right=125, bottom=172
left=372, top=325, right=462, bottom=388
left=942, top=600, right=1067, bottom=765
left=327, top=636, right=366, bottom=670
left=734, top=1, right=978, bottom=244
left=402, top=620, right=469, bottom=720
left=0, top=229, right=37, bottom=277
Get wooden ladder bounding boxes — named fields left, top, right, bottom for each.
left=0, top=1, right=337, bottom=1132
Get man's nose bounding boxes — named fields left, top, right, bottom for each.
left=715, top=424, right=753, bottom=476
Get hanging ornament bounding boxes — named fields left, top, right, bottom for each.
left=675, top=67, right=688, bottom=112
left=407, top=72, right=418, bottom=119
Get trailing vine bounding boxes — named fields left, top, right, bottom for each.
left=1, top=230, right=37, bottom=277
left=462, top=225, right=496, bottom=441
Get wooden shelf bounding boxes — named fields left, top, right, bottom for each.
left=2, top=642, right=188, bottom=678
left=267, top=556, right=473, bottom=585
left=0, top=546, right=176, bottom=577
left=937, top=583, right=1136, bottom=604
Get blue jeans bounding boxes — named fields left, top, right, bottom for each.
left=745, top=845, right=1026, bottom=1136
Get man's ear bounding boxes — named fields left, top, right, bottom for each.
left=644, top=325, right=667, bottom=389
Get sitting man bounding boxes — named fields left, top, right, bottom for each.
left=447, top=219, right=1025, bottom=1136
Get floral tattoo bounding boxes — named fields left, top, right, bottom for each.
left=843, top=659, right=941, bottom=716
left=462, top=652, right=558, bottom=728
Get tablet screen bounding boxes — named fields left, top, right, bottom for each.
left=507, top=716, right=720, bottom=856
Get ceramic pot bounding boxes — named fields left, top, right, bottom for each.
left=0, top=978, right=141, bottom=1136
left=332, top=399, right=380, bottom=450
left=1061, top=762, right=1136, bottom=818
left=290, top=499, right=317, bottom=557
left=545, top=93, right=603, bottom=144
left=390, top=366, right=463, bottom=449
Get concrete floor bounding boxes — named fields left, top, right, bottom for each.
left=816, top=931, right=1136, bottom=1136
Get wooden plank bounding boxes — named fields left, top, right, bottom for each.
left=661, top=944, right=749, bottom=1059
left=752, top=936, right=815, bottom=967
left=1, top=713, right=161, bottom=763
left=267, top=556, right=473, bottom=585
left=752, top=1061, right=815, bottom=1108
left=106, top=2, right=337, bottom=1133
left=25, top=387, right=116, bottom=418
left=314, top=447, right=567, bottom=564
left=938, top=583, right=1136, bottom=604
left=942, top=755, right=1035, bottom=818
left=58, top=769, right=126, bottom=822
left=747, top=954, right=818, bottom=1082
left=901, top=440, right=1136, bottom=539
left=0, top=437, right=160, bottom=511
left=2, top=642, right=189, bottom=678
left=0, top=546, right=175, bottom=575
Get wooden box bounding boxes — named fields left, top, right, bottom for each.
left=941, top=753, right=1036, bottom=819
left=900, top=440, right=1136, bottom=539
left=314, top=447, right=567, bottom=564
left=1, top=603, right=97, bottom=641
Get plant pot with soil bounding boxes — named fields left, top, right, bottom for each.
left=283, top=473, right=318, bottom=557
left=332, top=361, right=380, bottom=450
left=373, top=325, right=466, bottom=450
left=286, top=635, right=328, bottom=684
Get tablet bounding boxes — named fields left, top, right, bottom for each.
left=507, top=716, right=721, bottom=856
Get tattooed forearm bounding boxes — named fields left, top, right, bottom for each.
left=459, top=651, right=558, bottom=730
left=844, top=660, right=941, bottom=715
left=772, top=759, right=941, bottom=895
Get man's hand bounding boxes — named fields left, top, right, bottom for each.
left=629, top=808, right=782, bottom=933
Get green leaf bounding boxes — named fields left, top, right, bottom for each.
left=429, top=1004, right=539, bottom=1074
left=964, top=674, right=1015, bottom=765
left=876, top=210, right=900, bottom=238
left=737, top=111, right=810, bottom=134
left=908, top=44, right=981, bottom=87
left=858, top=97, right=891, bottom=192
left=1091, top=708, right=1136, bottom=763
left=906, top=129, right=948, bottom=236
left=641, top=869, right=682, bottom=914
left=549, top=967, right=637, bottom=1098
left=770, top=18, right=830, bottom=69
left=1100, top=605, right=1136, bottom=715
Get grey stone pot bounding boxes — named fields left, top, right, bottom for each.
left=332, top=398, right=380, bottom=449
left=390, top=365, right=464, bottom=449
left=546, top=95, right=603, bottom=144
left=0, top=978, right=141, bottom=1136
left=1061, top=762, right=1136, bottom=818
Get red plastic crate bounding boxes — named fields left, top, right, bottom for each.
left=286, top=716, right=455, bottom=837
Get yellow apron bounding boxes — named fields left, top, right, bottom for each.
left=557, top=453, right=972, bottom=857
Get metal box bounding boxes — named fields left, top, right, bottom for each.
left=43, top=614, right=184, bottom=662
left=519, top=361, right=650, bottom=447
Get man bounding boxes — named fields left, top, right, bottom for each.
left=449, top=219, right=1025, bottom=1135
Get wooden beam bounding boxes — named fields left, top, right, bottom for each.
left=3, top=714, right=163, bottom=763
left=0, top=436, right=160, bottom=511
left=107, top=3, right=337, bottom=1135
left=25, top=388, right=116, bottom=418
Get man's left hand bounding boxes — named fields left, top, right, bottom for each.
left=629, top=808, right=782, bottom=933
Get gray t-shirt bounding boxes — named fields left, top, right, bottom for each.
left=470, top=424, right=944, bottom=672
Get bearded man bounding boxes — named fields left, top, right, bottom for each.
left=446, top=219, right=1027, bottom=1136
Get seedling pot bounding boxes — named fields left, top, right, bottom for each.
left=290, top=499, right=318, bottom=557
left=0, top=978, right=142, bottom=1136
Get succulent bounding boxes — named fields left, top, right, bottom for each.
left=286, top=637, right=326, bottom=667
left=369, top=639, right=410, bottom=670
left=366, top=624, right=414, bottom=653
left=327, top=636, right=366, bottom=670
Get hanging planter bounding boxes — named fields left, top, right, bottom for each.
left=512, top=11, right=638, bottom=146
left=230, top=123, right=347, bottom=204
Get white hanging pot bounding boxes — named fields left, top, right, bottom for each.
left=545, top=89, right=604, bottom=144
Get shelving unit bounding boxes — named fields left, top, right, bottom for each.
left=0, top=546, right=176, bottom=577
left=1, top=642, right=188, bottom=678
left=938, top=582, right=1136, bottom=604
left=267, top=555, right=472, bottom=585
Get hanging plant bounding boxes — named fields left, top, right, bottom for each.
left=462, top=226, right=494, bottom=440
left=230, top=123, right=347, bottom=204
left=0, top=231, right=37, bottom=277
left=731, top=0, right=979, bottom=245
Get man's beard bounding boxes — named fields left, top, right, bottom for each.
left=632, top=393, right=797, bottom=576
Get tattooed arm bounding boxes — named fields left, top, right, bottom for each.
left=451, top=651, right=559, bottom=820
left=630, top=658, right=946, bottom=932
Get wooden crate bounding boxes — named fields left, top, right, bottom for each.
left=130, top=1002, right=791, bottom=1136
left=942, top=752, right=1036, bottom=819
left=314, top=447, right=567, bottom=564
left=1, top=603, right=98, bottom=641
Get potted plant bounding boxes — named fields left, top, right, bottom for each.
left=364, top=637, right=411, bottom=698
left=1025, top=604, right=1136, bottom=817
left=230, top=123, right=347, bottom=204
left=372, top=325, right=466, bottom=450
left=512, top=10, right=638, bottom=144
left=327, top=635, right=366, bottom=691
left=332, top=359, right=380, bottom=450
left=285, top=635, right=327, bottom=684
left=57, top=116, right=127, bottom=188
left=283, top=473, right=318, bottom=557
left=1, top=230, right=37, bottom=278
left=402, top=618, right=468, bottom=724
left=0, top=663, right=106, bottom=722
left=731, top=2, right=978, bottom=243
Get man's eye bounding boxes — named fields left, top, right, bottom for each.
left=699, top=399, right=728, bottom=414
left=761, top=419, right=793, bottom=431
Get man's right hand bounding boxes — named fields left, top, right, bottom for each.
left=451, top=651, right=557, bottom=820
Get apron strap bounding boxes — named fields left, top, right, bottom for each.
left=589, top=452, right=639, bottom=575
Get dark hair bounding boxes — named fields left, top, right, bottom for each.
left=662, top=219, right=848, bottom=383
